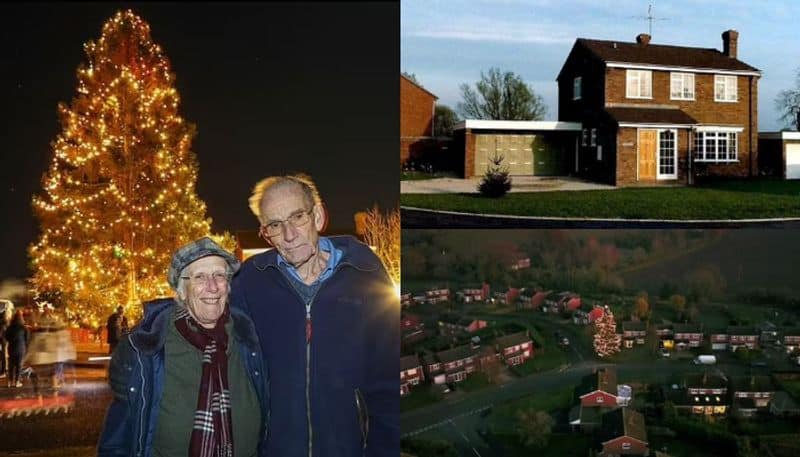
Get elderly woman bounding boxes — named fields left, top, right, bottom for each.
left=98, top=237, right=268, bottom=457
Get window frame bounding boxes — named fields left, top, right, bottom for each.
left=670, top=72, right=695, bottom=100
left=626, top=69, right=652, bottom=99
left=573, top=76, right=582, bottom=100
left=714, top=75, right=738, bottom=102
left=694, top=130, right=738, bottom=162
left=657, top=129, right=678, bottom=179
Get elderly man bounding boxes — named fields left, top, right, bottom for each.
left=231, top=174, right=399, bottom=457
left=98, top=237, right=268, bottom=457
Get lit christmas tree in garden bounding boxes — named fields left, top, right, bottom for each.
left=30, top=10, right=222, bottom=323
left=593, top=305, right=621, bottom=357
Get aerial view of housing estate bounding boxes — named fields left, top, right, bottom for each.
left=400, top=230, right=800, bottom=457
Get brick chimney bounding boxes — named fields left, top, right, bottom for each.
left=636, top=33, right=651, bottom=46
left=722, top=29, right=739, bottom=58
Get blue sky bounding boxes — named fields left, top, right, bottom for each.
left=401, top=0, right=800, bottom=131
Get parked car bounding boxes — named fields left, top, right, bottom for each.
left=659, top=348, right=671, bottom=358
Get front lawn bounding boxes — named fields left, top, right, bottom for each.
left=401, top=181, right=800, bottom=219
left=401, top=384, right=443, bottom=412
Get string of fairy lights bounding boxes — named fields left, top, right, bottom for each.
left=29, top=10, right=218, bottom=325
left=593, top=305, right=622, bottom=357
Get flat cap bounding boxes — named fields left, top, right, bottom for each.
left=168, top=237, right=240, bottom=289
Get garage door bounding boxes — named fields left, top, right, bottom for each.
left=474, top=134, right=534, bottom=175
left=787, top=143, right=800, bottom=179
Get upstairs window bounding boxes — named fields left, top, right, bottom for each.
left=590, top=128, right=597, bottom=147
left=626, top=70, right=652, bottom=99
left=573, top=76, right=582, bottom=100
left=670, top=72, right=695, bottom=100
left=715, top=75, right=737, bottom=102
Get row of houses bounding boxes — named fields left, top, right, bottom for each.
left=402, top=30, right=800, bottom=184
left=568, top=366, right=800, bottom=456
left=620, top=321, right=800, bottom=353
left=400, top=331, right=534, bottom=396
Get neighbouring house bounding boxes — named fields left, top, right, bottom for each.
left=675, top=370, right=730, bottom=416
left=673, top=323, right=704, bottom=349
left=495, top=331, right=534, bottom=366
left=456, top=283, right=490, bottom=303
left=510, top=257, right=531, bottom=270
left=709, top=328, right=729, bottom=351
left=727, top=326, right=759, bottom=351
left=435, top=344, right=480, bottom=383
left=758, top=321, right=779, bottom=345
left=574, top=303, right=605, bottom=325
left=504, top=288, right=521, bottom=305
left=400, top=355, right=424, bottom=396
left=758, top=131, right=800, bottom=179
left=769, top=391, right=800, bottom=417
left=597, top=408, right=649, bottom=457
left=621, top=321, right=647, bottom=348
left=782, top=327, right=800, bottom=353
left=438, top=314, right=488, bottom=336
left=400, top=73, right=437, bottom=166
left=546, top=291, right=582, bottom=313
left=656, top=324, right=674, bottom=350
left=577, top=367, right=620, bottom=407
left=401, top=313, right=426, bottom=346
left=453, top=120, right=582, bottom=178
left=425, top=288, right=450, bottom=304
left=519, top=290, right=552, bottom=311
left=557, top=30, right=760, bottom=186
left=731, top=375, right=776, bottom=408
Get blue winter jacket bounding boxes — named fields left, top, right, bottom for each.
left=230, top=235, right=400, bottom=457
left=97, top=299, right=269, bottom=457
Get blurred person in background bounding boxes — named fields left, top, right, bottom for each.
left=4, top=311, right=29, bottom=388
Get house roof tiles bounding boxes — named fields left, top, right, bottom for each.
left=600, top=407, right=648, bottom=444
left=401, top=355, right=421, bottom=371
left=576, top=38, right=759, bottom=73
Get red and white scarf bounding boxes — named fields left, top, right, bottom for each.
left=174, top=307, right=234, bottom=457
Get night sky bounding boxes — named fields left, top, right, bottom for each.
left=1, top=2, right=399, bottom=281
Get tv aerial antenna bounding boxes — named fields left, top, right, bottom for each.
left=630, top=1, right=669, bottom=37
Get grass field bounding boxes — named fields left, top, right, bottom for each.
left=401, top=180, right=800, bottom=219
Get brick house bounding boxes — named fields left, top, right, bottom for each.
left=424, top=288, right=450, bottom=304
left=519, top=290, right=551, bottom=310
left=656, top=324, right=674, bottom=350
left=438, top=314, right=488, bottom=336
left=709, top=328, right=729, bottom=350
left=621, top=321, right=647, bottom=348
left=673, top=323, right=704, bottom=349
left=680, top=370, right=730, bottom=416
left=435, top=345, right=479, bottom=383
left=456, top=283, right=490, bottom=303
left=727, top=326, right=759, bottom=351
left=401, top=313, right=426, bottom=346
left=400, top=74, right=437, bottom=166
left=578, top=367, right=619, bottom=407
left=557, top=30, right=760, bottom=186
left=400, top=355, right=424, bottom=396
left=782, top=327, right=800, bottom=353
left=731, top=376, right=776, bottom=408
left=495, top=332, right=534, bottom=366
left=597, top=408, right=649, bottom=456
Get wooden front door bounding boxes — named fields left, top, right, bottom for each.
left=639, top=129, right=657, bottom=180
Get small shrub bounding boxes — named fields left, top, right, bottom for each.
left=478, top=154, right=512, bottom=197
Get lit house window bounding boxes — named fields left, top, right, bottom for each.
left=596, top=396, right=604, bottom=403
left=590, top=128, right=597, bottom=147
left=715, top=75, right=737, bottom=102
left=694, top=131, right=738, bottom=162
left=626, top=70, right=652, bottom=99
left=573, top=76, right=582, bottom=100
left=622, top=443, right=632, bottom=451
left=671, top=72, right=695, bottom=100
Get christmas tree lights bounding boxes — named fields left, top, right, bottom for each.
left=592, top=305, right=622, bottom=358
left=29, top=10, right=220, bottom=324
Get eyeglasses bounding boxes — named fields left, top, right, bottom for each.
left=260, top=207, right=314, bottom=238
left=180, top=271, right=231, bottom=287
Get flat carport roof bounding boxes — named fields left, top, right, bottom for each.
left=454, top=119, right=582, bottom=131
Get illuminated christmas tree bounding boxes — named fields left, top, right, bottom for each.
left=592, top=305, right=621, bottom=358
left=30, top=10, right=220, bottom=323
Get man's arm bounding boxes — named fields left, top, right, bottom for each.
left=97, top=339, right=136, bottom=457
left=363, top=271, right=400, bottom=457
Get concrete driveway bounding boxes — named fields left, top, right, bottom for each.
left=401, top=176, right=616, bottom=194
